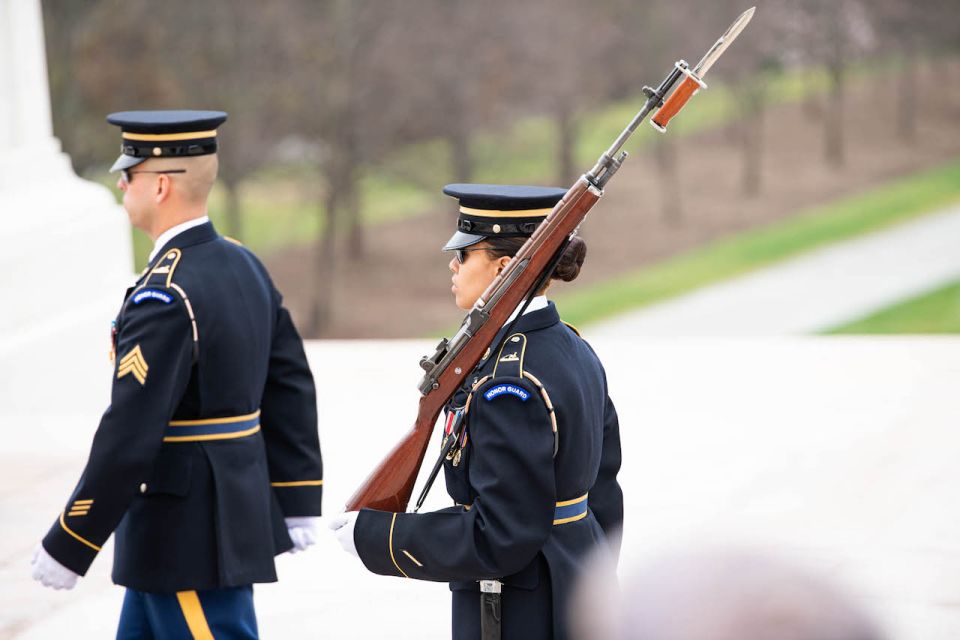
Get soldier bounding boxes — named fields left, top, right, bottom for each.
left=331, top=184, right=624, bottom=639
left=29, top=111, right=323, bottom=638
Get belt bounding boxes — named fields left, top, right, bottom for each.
left=553, top=493, right=588, bottom=525
left=163, top=410, right=261, bottom=442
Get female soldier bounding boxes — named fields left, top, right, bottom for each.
left=332, top=184, right=623, bottom=640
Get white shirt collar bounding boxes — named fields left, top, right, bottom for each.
left=149, top=216, right=210, bottom=263
left=506, top=295, right=549, bottom=324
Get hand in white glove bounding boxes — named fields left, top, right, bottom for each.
left=328, top=511, right=360, bottom=559
left=285, top=517, right=320, bottom=553
left=31, top=545, right=79, bottom=590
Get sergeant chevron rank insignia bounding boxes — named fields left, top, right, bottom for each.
left=117, top=344, right=149, bottom=385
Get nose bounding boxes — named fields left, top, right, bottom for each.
left=449, top=255, right=459, bottom=273
left=117, top=177, right=126, bottom=191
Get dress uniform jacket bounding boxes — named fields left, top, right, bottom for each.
left=42, top=221, right=323, bottom=592
left=355, top=302, right=623, bottom=639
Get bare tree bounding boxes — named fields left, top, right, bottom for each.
left=868, top=0, right=959, bottom=143
left=775, top=0, right=874, bottom=168
left=62, top=0, right=286, bottom=240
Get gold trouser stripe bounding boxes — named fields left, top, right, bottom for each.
left=270, top=480, right=324, bottom=487
left=59, top=512, right=101, bottom=551
left=176, top=591, right=215, bottom=640
left=388, top=513, right=409, bottom=578
left=553, top=511, right=589, bottom=525
left=123, top=130, right=218, bottom=142
left=163, top=425, right=261, bottom=443
left=168, top=410, right=260, bottom=426
left=555, top=493, right=588, bottom=507
left=459, top=206, right=552, bottom=218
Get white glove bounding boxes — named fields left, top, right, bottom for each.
left=31, top=545, right=79, bottom=590
left=285, top=517, right=320, bottom=553
left=328, top=511, right=360, bottom=559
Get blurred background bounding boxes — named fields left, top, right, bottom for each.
left=39, top=0, right=960, bottom=338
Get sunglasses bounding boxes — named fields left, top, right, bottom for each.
left=120, top=168, right=186, bottom=184
left=454, top=247, right=489, bottom=265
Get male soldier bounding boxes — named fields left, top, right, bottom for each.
left=29, top=110, right=323, bottom=638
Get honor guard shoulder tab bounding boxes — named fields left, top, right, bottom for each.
left=144, top=249, right=183, bottom=288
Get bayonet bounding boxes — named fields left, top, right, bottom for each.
left=651, top=7, right=756, bottom=132
left=693, top=7, right=756, bottom=77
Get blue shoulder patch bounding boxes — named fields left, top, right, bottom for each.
left=132, top=288, right=173, bottom=305
left=483, top=384, right=531, bottom=402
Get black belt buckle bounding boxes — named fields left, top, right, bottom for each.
left=480, top=579, right=502, bottom=640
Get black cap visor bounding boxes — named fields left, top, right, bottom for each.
left=109, top=153, right=147, bottom=173
left=442, top=231, right=486, bottom=252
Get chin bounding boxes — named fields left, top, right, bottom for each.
left=454, top=293, right=472, bottom=311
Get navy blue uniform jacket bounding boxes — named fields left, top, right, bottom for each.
left=42, top=222, right=323, bottom=592
left=355, top=302, right=623, bottom=639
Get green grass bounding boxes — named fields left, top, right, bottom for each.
left=823, top=280, right=960, bottom=334
left=554, top=158, right=960, bottom=328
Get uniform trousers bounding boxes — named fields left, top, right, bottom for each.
left=116, top=585, right=258, bottom=639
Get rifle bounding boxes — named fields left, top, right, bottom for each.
left=346, top=6, right=756, bottom=513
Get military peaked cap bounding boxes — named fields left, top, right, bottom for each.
left=441, top=183, right=566, bottom=251
left=107, top=110, right=228, bottom=172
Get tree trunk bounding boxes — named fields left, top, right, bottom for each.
left=897, top=46, right=918, bottom=143
left=309, top=177, right=339, bottom=337
left=802, top=73, right=821, bottom=121
left=556, top=105, right=576, bottom=187
left=654, top=136, right=682, bottom=225
left=448, top=128, right=473, bottom=184
left=346, top=164, right=363, bottom=260
left=221, top=177, right=243, bottom=240
left=739, top=78, right=766, bottom=198
left=824, top=59, right=845, bottom=167
left=447, top=92, right=472, bottom=184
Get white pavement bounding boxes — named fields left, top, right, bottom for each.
left=3, top=337, right=960, bottom=638
left=592, top=203, right=960, bottom=337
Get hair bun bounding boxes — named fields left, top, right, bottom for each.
left=553, top=237, right=586, bottom=282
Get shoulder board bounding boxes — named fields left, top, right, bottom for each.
left=492, top=333, right=527, bottom=379
left=144, top=248, right=182, bottom=288
left=562, top=321, right=581, bottom=337
left=223, top=236, right=244, bottom=246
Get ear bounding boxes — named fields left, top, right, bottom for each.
left=155, top=174, right=171, bottom=204
left=497, top=255, right=511, bottom=273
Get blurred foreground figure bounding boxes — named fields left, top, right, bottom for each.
left=331, top=184, right=624, bottom=639
left=572, top=546, right=885, bottom=640
left=30, top=111, right=323, bottom=639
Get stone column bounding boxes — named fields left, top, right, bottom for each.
left=0, top=0, right=134, bottom=446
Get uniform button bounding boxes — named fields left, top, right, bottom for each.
left=139, top=483, right=148, bottom=494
